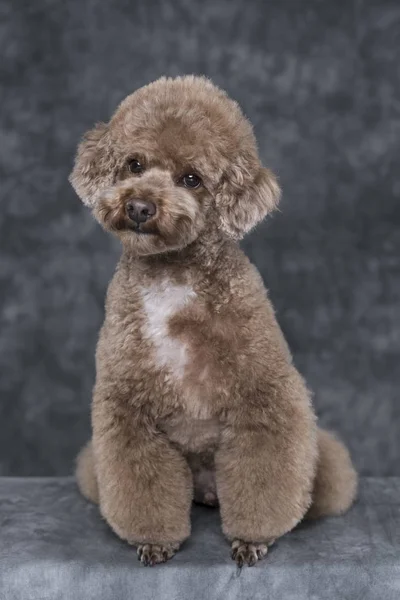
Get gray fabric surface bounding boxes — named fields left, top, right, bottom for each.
left=1, top=0, right=399, bottom=476
left=0, top=477, right=399, bottom=600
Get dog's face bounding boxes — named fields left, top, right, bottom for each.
left=70, top=76, right=280, bottom=255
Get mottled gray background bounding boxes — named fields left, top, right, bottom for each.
left=0, top=0, right=399, bottom=476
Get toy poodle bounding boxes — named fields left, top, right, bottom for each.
left=70, top=75, right=357, bottom=567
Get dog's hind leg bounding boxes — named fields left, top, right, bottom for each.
left=76, top=440, right=99, bottom=504
left=307, top=428, right=358, bottom=519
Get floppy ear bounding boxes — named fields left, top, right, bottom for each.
left=69, top=122, right=118, bottom=207
left=216, top=166, right=281, bottom=239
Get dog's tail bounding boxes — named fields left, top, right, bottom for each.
left=307, top=428, right=358, bottom=519
left=76, top=441, right=99, bottom=504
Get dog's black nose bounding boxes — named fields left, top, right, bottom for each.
left=126, top=200, right=157, bottom=224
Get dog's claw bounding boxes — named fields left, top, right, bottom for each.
left=137, top=543, right=178, bottom=566
left=231, top=539, right=269, bottom=567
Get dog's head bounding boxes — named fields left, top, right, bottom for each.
left=70, top=76, right=280, bottom=255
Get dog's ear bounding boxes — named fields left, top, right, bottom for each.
left=216, top=166, right=281, bottom=239
left=69, top=122, right=117, bottom=207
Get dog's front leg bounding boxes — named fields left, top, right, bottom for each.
left=215, top=368, right=317, bottom=567
left=92, top=387, right=192, bottom=566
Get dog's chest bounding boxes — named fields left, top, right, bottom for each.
left=139, top=279, right=196, bottom=380
left=139, top=279, right=221, bottom=449
left=140, top=278, right=216, bottom=412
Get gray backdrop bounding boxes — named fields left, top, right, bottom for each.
left=0, top=0, right=399, bottom=476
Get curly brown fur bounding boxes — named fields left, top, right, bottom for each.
left=70, top=75, right=357, bottom=566
left=306, top=429, right=358, bottom=519
left=75, top=441, right=99, bottom=504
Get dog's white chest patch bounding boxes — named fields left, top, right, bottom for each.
left=140, top=280, right=196, bottom=378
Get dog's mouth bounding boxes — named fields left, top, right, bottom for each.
left=127, top=222, right=159, bottom=236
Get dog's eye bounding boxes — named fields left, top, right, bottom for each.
left=181, top=174, right=202, bottom=189
left=128, top=158, right=144, bottom=174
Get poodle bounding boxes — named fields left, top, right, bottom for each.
left=70, top=75, right=357, bottom=567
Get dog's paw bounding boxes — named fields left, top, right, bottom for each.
left=231, top=539, right=273, bottom=567
left=193, top=489, right=219, bottom=507
left=137, top=543, right=179, bottom=566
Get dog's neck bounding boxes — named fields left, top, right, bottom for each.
left=120, top=227, right=241, bottom=287
left=121, top=223, right=237, bottom=282
left=164, top=224, right=229, bottom=268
